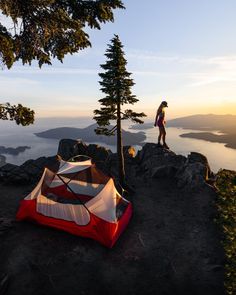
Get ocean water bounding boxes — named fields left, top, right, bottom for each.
left=1, top=117, right=236, bottom=173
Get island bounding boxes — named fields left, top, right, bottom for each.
left=180, top=132, right=236, bottom=149
left=0, top=146, right=31, bottom=156
left=168, top=114, right=236, bottom=149
left=35, top=123, right=146, bottom=146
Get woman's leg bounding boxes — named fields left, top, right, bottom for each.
left=158, top=126, right=165, bottom=143
left=158, top=127, right=162, bottom=144
left=162, top=127, right=169, bottom=148
left=162, top=127, right=166, bottom=144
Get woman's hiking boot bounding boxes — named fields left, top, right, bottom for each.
left=163, top=143, right=170, bottom=149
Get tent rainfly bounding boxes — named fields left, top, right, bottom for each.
left=16, top=157, right=132, bottom=248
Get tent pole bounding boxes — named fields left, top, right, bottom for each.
left=56, top=174, right=91, bottom=214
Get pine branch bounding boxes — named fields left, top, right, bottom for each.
left=94, top=126, right=116, bottom=136
left=121, top=109, right=146, bottom=123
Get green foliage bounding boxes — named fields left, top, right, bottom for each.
left=216, top=169, right=236, bottom=295
left=94, top=34, right=146, bottom=136
left=0, top=0, right=124, bottom=68
left=0, top=103, right=34, bottom=126
left=0, top=1, right=124, bottom=126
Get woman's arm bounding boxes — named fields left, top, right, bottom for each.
left=154, top=108, right=161, bottom=126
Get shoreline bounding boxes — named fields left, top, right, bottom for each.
left=180, top=131, right=236, bottom=150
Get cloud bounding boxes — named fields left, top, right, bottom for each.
left=2, top=67, right=98, bottom=75
left=127, top=49, right=236, bottom=68
left=187, top=73, right=236, bottom=87
left=0, top=76, right=39, bottom=85
left=126, top=49, right=236, bottom=87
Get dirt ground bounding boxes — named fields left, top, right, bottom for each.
left=0, top=177, right=225, bottom=295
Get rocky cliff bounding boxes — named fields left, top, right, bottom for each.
left=0, top=139, right=214, bottom=192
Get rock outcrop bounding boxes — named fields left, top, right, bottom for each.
left=135, top=143, right=211, bottom=190
left=57, top=139, right=112, bottom=163
left=0, top=140, right=213, bottom=190
left=176, top=152, right=213, bottom=190
left=0, top=156, right=57, bottom=184
left=136, top=143, right=186, bottom=178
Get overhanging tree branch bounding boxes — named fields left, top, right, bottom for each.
left=0, top=103, right=34, bottom=126
left=0, top=1, right=124, bottom=126
left=0, top=0, right=124, bottom=68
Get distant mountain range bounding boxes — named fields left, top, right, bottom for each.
left=167, top=114, right=236, bottom=133
left=35, top=123, right=146, bottom=146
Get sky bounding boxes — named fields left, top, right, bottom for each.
left=1, top=0, right=236, bottom=120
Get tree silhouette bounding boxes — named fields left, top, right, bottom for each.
left=94, top=35, right=146, bottom=186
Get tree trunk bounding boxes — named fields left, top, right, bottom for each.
left=117, top=102, right=125, bottom=187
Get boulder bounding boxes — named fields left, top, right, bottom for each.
left=57, top=139, right=111, bottom=163
left=187, top=152, right=212, bottom=178
left=136, top=143, right=186, bottom=178
left=175, top=152, right=213, bottom=190
left=176, top=162, right=209, bottom=190
left=57, top=139, right=82, bottom=160
left=136, top=143, right=169, bottom=163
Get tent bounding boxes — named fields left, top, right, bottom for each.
left=16, top=157, right=132, bottom=248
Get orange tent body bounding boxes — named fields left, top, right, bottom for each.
left=16, top=158, right=132, bottom=248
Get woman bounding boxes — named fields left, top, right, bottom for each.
left=154, top=100, right=169, bottom=149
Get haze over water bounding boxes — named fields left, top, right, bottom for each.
left=1, top=117, right=236, bottom=173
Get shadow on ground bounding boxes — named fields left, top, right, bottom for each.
left=0, top=176, right=225, bottom=295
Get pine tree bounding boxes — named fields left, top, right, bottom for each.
left=94, top=35, right=146, bottom=187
